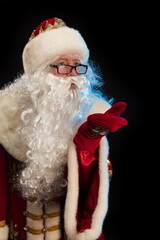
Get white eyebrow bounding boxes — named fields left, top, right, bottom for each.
left=57, top=58, right=80, bottom=62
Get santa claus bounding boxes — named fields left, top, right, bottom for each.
left=0, top=17, right=128, bottom=240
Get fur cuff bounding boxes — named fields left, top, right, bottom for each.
left=74, top=229, right=100, bottom=240
left=0, top=225, right=9, bottom=240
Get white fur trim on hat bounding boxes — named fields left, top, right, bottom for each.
left=0, top=225, right=9, bottom=240
left=22, top=26, right=89, bottom=74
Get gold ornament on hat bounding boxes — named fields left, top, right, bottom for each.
left=28, top=17, right=66, bottom=42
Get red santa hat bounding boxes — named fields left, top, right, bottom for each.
left=22, top=17, right=89, bottom=74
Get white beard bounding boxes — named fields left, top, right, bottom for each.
left=16, top=71, right=93, bottom=202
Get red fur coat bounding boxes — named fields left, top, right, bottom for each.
left=0, top=90, right=126, bottom=240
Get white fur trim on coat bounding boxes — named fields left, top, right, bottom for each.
left=64, top=137, right=109, bottom=240
left=26, top=201, right=43, bottom=240
left=45, top=202, right=61, bottom=240
left=27, top=232, right=44, bottom=240
left=22, top=26, right=89, bottom=74
left=0, top=89, right=27, bottom=161
left=0, top=225, right=9, bottom=240
left=64, top=143, right=79, bottom=239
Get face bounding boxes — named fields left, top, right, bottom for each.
left=49, top=54, right=81, bottom=76
left=48, top=54, right=83, bottom=90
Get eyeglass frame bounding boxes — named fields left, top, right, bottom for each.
left=49, top=63, right=88, bottom=75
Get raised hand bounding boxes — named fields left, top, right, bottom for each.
left=73, top=102, right=128, bottom=151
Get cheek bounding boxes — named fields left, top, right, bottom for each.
left=49, top=69, right=68, bottom=77
left=49, top=68, right=59, bottom=76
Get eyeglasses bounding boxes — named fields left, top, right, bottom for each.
left=49, top=64, right=88, bottom=75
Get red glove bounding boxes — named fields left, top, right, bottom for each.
left=73, top=102, right=128, bottom=151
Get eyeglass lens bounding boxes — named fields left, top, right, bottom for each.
left=58, top=65, right=87, bottom=74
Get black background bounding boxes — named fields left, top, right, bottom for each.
left=0, top=1, right=146, bottom=239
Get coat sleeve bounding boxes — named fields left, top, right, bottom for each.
left=65, top=100, right=128, bottom=240
left=0, top=145, right=9, bottom=240
left=64, top=134, right=110, bottom=240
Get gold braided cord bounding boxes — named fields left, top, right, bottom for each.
left=46, top=224, right=61, bottom=232
left=24, top=210, right=61, bottom=220
left=108, top=169, right=113, bottom=178
left=24, top=211, right=42, bottom=220
left=27, top=196, right=37, bottom=202
left=0, top=220, right=5, bottom=227
left=24, top=224, right=61, bottom=235
left=107, top=159, right=112, bottom=166
left=107, top=159, right=113, bottom=178
left=47, top=211, right=61, bottom=218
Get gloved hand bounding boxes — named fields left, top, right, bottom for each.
left=73, top=102, right=128, bottom=151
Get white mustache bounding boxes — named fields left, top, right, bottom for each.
left=46, top=74, right=87, bottom=90
left=70, top=76, right=86, bottom=89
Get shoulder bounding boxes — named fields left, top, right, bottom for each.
left=0, top=89, right=26, bottom=161
left=0, top=88, right=20, bottom=139
left=0, top=89, right=20, bottom=126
